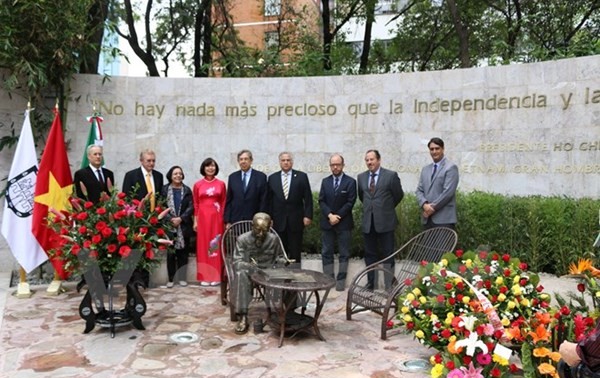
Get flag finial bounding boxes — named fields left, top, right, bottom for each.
left=27, top=101, right=31, bottom=110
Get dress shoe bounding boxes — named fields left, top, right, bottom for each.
left=234, top=315, right=249, bottom=335
left=210, top=281, right=220, bottom=286
left=200, top=281, right=210, bottom=286
left=166, top=282, right=174, bottom=288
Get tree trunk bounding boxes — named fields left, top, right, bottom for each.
left=359, top=0, right=375, bottom=74
left=321, top=0, right=332, bottom=71
left=79, top=0, right=110, bottom=74
left=446, top=0, right=471, bottom=68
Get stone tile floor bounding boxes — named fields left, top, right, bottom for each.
left=0, top=274, right=433, bottom=378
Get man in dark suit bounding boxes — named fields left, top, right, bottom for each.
left=415, top=137, right=459, bottom=230
left=122, top=149, right=164, bottom=209
left=73, top=145, right=114, bottom=204
left=267, top=152, right=313, bottom=265
left=357, top=149, right=404, bottom=290
left=319, top=153, right=356, bottom=291
left=224, top=149, right=268, bottom=227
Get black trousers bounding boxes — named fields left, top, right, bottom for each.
left=167, top=247, right=189, bottom=282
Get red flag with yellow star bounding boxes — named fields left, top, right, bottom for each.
left=32, top=108, right=73, bottom=279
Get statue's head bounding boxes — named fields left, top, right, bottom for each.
left=252, top=212, right=271, bottom=245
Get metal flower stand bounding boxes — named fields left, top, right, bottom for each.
left=78, top=267, right=147, bottom=338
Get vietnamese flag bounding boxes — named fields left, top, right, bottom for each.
left=32, top=107, right=73, bottom=279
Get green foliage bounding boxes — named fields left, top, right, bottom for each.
left=303, top=190, right=600, bottom=275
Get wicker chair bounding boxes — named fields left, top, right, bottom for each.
left=220, top=220, right=290, bottom=321
left=346, top=227, right=458, bottom=340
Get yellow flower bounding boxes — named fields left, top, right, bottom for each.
left=512, top=284, right=522, bottom=296
left=430, top=314, right=439, bottom=323
left=540, top=293, right=550, bottom=300
left=440, top=259, right=448, bottom=267
left=513, top=274, right=521, bottom=283
left=549, top=351, right=562, bottom=362
left=508, top=301, right=517, bottom=309
left=406, top=293, right=415, bottom=301
left=465, top=259, right=473, bottom=268
left=569, top=258, right=593, bottom=275
left=449, top=335, right=457, bottom=342
left=533, top=347, right=551, bottom=357
left=419, top=296, right=427, bottom=304
left=521, top=298, right=530, bottom=307
left=596, top=291, right=600, bottom=298
left=493, top=354, right=509, bottom=366
left=495, top=276, right=504, bottom=285
left=401, top=306, right=410, bottom=313
left=498, top=293, right=507, bottom=302
left=462, top=296, right=471, bottom=304
left=431, top=364, right=444, bottom=378
left=412, top=287, right=421, bottom=296
left=403, top=314, right=412, bottom=322
left=501, top=317, right=510, bottom=326
left=415, top=330, right=425, bottom=339
left=538, top=363, right=557, bottom=375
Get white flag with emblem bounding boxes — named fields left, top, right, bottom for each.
left=1, top=109, right=48, bottom=272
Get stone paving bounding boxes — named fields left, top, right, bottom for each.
left=0, top=273, right=433, bottom=378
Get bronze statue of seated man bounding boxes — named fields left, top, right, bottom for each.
left=231, top=212, right=282, bottom=334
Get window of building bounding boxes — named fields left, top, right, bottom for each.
left=265, top=0, right=281, bottom=16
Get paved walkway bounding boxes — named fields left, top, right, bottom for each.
left=0, top=272, right=432, bottom=378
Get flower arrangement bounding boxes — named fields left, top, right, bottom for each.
left=48, top=188, right=174, bottom=277
left=397, top=249, right=553, bottom=377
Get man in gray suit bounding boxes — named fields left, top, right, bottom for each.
left=357, top=149, right=404, bottom=290
left=415, top=137, right=459, bottom=230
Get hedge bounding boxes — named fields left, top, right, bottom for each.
left=303, top=191, right=600, bottom=275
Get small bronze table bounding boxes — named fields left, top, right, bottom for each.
left=251, top=268, right=335, bottom=347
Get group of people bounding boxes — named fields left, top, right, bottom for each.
left=72, top=138, right=460, bottom=292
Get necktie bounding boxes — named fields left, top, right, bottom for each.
left=431, top=164, right=438, bottom=180
left=282, top=173, right=289, bottom=200
left=334, top=177, right=339, bottom=193
left=96, top=169, right=104, bottom=185
left=369, top=173, right=376, bottom=194
left=145, top=172, right=155, bottom=211
left=242, top=172, right=248, bottom=192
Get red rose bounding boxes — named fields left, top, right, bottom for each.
left=431, top=334, right=439, bottom=342
left=456, top=294, right=464, bottom=302
left=83, top=240, right=92, bottom=248
left=117, top=192, right=127, bottom=199
left=502, top=254, right=510, bottom=262
left=92, top=234, right=102, bottom=244
left=71, top=244, right=81, bottom=255
left=101, top=227, right=112, bottom=237
left=117, top=234, right=127, bottom=243
left=145, top=249, right=155, bottom=259
left=459, top=265, right=467, bottom=274
left=455, top=249, right=464, bottom=257
left=492, top=253, right=499, bottom=261
left=441, top=329, right=451, bottom=338
left=89, top=250, right=98, bottom=258
left=503, top=269, right=511, bottom=277
left=510, top=364, right=519, bottom=373
left=156, top=228, right=166, bottom=236
left=107, top=244, right=117, bottom=253
left=445, top=361, right=455, bottom=370
left=430, top=276, right=437, bottom=284
left=406, top=322, right=414, bottom=330
left=149, top=216, right=158, bottom=225
left=561, top=306, right=571, bottom=316
left=578, top=283, right=586, bottom=293
left=484, top=265, right=491, bottom=273
left=96, top=207, right=107, bottom=215
left=84, top=201, right=94, bottom=209
left=456, top=282, right=464, bottom=290
left=135, top=211, right=143, bottom=218
left=445, top=283, right=453, bottom=290
left=76, top=212, right=89, bottom=221
left=386, top=320, right=394, bottom=329
left=491, top=367, right=502, bottom=377
left=494, top=330, right=504, bottom=339
left=448, top=298, right=456, bottom=305
left=440, top=269, right=447, bottom=277
left=479, top=251, right=488, bottom=259
left=139, top=227, right=148, bottom=234
left=404, top=278, right=412, bottom=286
left=536, top=285, right=544, bottom=292
left=420, top=260, right=427, bottom=266
left=472, top=266, right=479, bottom=274
left=437, top=294, right=445, bottom=303
left=520, top=278, right=527, bottom=286
left=117, top=199, right=125, bottom=207
left=499, top=286, right=508, bottom=294
left=484, top=280, right=492, bottom=289
left=78, top=226, right=87, bottom=234
left=411, top=300, right=420, bottom=308
left=519, top=262, right=528, bottom=270
left=434, top=354, right=443, bottom=363
left=119, top=245, right=132, bottom=258
left=462, top=356, right=472, bottom=365
left=95, top=221, right=107, bottom=231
